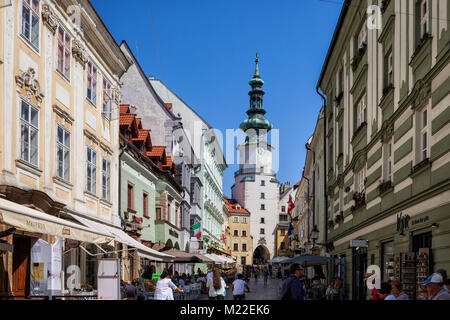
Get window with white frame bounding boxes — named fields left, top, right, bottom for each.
left=20, top=100, right=39, bottom=166
left=233, top=217, right=238, bottom=223
left=357, top=22, right=367, bottom=50
left=86, top=61, right=97, bottom=105
left=101, top=158, right=111, bottom=201
left=355, top=167, right=366, bottom=194
left=242, top=217, right=247, bottom=223
left=339, top=189, right=344, bottom=212
left=386, top=51, right=393, bottom=88
left=420, top=0, right=428, bottom=38
left=21, top=0, right=40, bottom=49
left=356, top=95, right=366, bottom=129
left=418, top=108, right=428, bottom=162
left=86, top=147, right=97, bottom=194
left=56, top=125, right=70, bottom=181
left=383, top=140, right=393, bottom=182
left=102, top=78, right=112, bottom=120
left=261, top=192, right=265, bottom=199
left=57, top=26, right=71, bottom=79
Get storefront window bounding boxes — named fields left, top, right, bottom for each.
left=381, top=241, right=394, bottom=282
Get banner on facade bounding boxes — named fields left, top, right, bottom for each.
left=30, top=239, right=52, bottom=296
left=48, top=238, right=63, bottom=295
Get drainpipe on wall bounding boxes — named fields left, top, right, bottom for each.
left=316, top=87, right=328, bottom=251
left=118, top=143, right=128, bottom=280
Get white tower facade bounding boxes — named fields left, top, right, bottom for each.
left=231, top=55, right=279, bottom=262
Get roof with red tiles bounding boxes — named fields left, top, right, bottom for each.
left=223, top=197, right=249, bottom=214
left=119, top=113, right=137, bottom=126
left=135, top=118, right=143, bottom=129
left=162, top=156, right=173, bottom=169
left=146, top=146, right=166, bottom=158
left=133, top=129, right=151, bottom=142
left=120, top=104, right=130, bottom=114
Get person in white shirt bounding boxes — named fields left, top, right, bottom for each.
left=154, top=270, right=184, bottom=300
left=232, top=273, right=250, bottom=300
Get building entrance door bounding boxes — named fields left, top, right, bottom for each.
left=352, top=249, right=367, bottom=301
left=413, top=232, right=432, bottom=252
left=12, top=236, right=31, bottom=297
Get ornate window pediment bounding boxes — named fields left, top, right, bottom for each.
left=16, top=68, right=44, bottom=106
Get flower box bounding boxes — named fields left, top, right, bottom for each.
left=411, top=158, right=431, bottom=175
left=352, top=192, right=366, bottom=212
left=378, top=181, right=392, bottom=195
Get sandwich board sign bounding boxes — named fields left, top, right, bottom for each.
left=97, top=259, right=120, bottom=300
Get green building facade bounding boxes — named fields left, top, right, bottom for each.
left=317, top=0, right=450, bottom=300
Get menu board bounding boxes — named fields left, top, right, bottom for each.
left=400, top=252, right=416, bottom=300
left=416, top=248, right=430, bottom=300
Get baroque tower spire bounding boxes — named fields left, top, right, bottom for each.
left=240, top=53, right=273, bottom=144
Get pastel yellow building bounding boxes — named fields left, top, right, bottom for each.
left=0, top=0, right=132, bottom=297
left=224, top=198, right=252, bottom=271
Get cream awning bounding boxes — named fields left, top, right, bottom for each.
left=68, top=213, right=175, bottom=262
left=0, top=198, right=112, bottom=244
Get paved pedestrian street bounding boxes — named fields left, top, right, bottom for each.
left=194, top=277, right=283, bottom=301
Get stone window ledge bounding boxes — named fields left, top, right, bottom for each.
left=16, top=159, right=42, bottom=177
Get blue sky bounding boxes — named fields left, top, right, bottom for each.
left=91, top=0, right=343, bottom=197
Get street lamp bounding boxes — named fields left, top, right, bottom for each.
left=311, top=225, right=319, bottom=247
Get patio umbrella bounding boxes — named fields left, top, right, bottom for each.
left=283, top=254, right=332, bottom=267
left=269, top=256, right=290, bottom=264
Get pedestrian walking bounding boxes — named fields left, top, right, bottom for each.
left=422, top=273, right=450, bottom=300
left=263, top=266, right=269, bottom=285
left=326, top=277, right=343, bottom=300
left=232, top=273, right=250, bottom=300
left=154, top=270, right=184, bottom=300
left=281, top=263, right=307, bottom=300
left=385, top=280, right=409, bottom=300
left=254, top=267, right=259, bottom=281
left=124, top=280, right=138, bottom=300
left=207, top=270, right=228, bottom=300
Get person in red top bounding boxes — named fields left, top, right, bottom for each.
left=370, top=282, right=391, bottom=300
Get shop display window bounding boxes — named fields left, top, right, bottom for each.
left=381, top=241, right=394, bottom=282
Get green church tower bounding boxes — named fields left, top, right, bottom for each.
left=240, top=53, right=273, bottom=145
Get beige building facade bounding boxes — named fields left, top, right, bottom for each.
left=0, top=0, right=135, bottom=297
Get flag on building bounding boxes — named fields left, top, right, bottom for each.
left=288, top=223, right=294, bottom=238
left=192, top=223, right=202, bottom=239
left=288, top=195, right=295, bottom=213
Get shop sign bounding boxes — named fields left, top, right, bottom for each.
left=412, top=216, right=429, bottom=226
left=65, top=239, right=81, bottom=249
left=169, top=229, right=179, bottom=238
left=366, top=265, right=381, bottom=290
left=350, top=240, right=368, bottom=248
left=397, top=213, right=411, bottom=234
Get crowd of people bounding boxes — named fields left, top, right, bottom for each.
left=120, top=264, right=450, bottom=301
left=369, top=269, right=450, bottom=301
left=279, top=265, right=450, bottom=301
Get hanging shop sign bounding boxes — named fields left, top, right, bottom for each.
left=397, top=213, right=411, bottom=234
left=65, top=239, right=81, bottom=249
left=350, top=240, right=368, bottom=248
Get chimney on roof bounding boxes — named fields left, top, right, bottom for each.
left=149, top=75, right=156, bottom=80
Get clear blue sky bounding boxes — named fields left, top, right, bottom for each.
left=91, top=0, right=343, bottom=197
